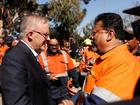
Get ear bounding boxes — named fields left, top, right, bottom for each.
left=27, top=32, right=33, bottom=42
left=106, top=30, right=115, bottom=41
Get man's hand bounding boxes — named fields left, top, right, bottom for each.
left=58, top=99, right=74, bottom=105
left=48, top=74, right=58, bottom=81
left=83, top=65, right=92, bottom=74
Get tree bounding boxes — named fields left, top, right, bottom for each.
left=47, top=0, right=86, bottom=45
left=82, top=20, right=94, bottom=37
left=1, top=0, right=50, bottom=36
left=1, top=0, right=37, bottom=30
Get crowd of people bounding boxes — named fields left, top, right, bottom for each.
left=0, top=11, right=140, bottom=105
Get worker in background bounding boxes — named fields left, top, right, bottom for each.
left=123, top=28, right=140, bottom=63
left=79, top=38, right=99, bottom=88
left=131, top=19, right=140, bottom=97
left=61, top=40, right=81, bottom=96
left=129, top=19, right=140, bottom=63
left=38, top=37, right=80, bottom=105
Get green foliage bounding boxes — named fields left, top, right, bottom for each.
left=48, top=0, right=86, bottom=44
left=2, top=0, right=38, bottom=30
left=75, top=35, right=85, bottom=46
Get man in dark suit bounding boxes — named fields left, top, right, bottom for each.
left=0, top=14, right=51, bottom=105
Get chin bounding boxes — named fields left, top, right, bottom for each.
left=52, top=50, right=57, bottom=53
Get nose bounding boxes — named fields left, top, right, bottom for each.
left=92, top=32, right=96, bottom=41
left=46, top=35, right=50, bottom=41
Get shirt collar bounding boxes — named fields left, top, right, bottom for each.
left=21, top=40, right=38, bottom=57
left=100, top=44, right=128, bottom=60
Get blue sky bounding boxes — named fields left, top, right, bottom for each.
left=37, top=0, right=139, bottom=36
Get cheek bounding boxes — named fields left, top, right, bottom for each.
left=95, top=35, right=105, bottom=44
left=95, top=36, right=106, bottom=50
left=36, top=36, right=45, bottom=43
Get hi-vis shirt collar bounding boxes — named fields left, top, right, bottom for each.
left=100, top=44, right=128, bottom=60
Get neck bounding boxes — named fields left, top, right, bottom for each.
left=22, top=39, right=34, bottom=50
left=107, top=40, right=123, bottom=52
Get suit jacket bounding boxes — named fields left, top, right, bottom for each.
left=0, top=41, right=51, bottom=105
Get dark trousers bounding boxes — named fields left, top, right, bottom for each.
left=49, top=77, right=70, bottom=100
left=78, top=74, right=86, bottom=87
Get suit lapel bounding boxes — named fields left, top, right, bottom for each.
left=18, top=41, right=49, bottom=87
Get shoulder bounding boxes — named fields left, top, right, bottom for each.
left=3, top=41, right=31, bottom=62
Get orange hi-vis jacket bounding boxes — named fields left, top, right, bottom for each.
left=79, top=48, right=99, bottom=74
left=0, top=44, right=8, bottom=64
left=38, top=50, right=74, bottom=76
left=84, top=44, right=140, bottom=102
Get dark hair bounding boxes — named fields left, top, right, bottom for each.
left=4, top=35, right=14, bottom=47
left=49, top=34, right=57, bottom=39
left=94, top=13, right=124, bottom=41
left=131, top=19, right=140, bottom=41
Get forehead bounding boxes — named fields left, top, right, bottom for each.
left=37, top=22, right=49, bottom=32
left=94, top=21, right=103, bottom=28
left=64, top=42, right=70, bottom=46
left=49, top=39, right=58, bottom=44
left=93, top=20, right=104, bottom=32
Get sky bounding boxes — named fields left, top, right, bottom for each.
left=37, top=0, right=139, bottom=36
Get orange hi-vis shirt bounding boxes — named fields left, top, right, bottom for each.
left=79, top=48, right=99, bottom=72
left=134, top=56, right=140, bottom=63
left=0, top=44, right=9, bottom=64
left=84, top=44, right=140, bottom=101
left=84, top=48, right=98, bottom=61
left=38, top=50, right=74, bottom=74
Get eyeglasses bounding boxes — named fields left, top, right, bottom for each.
left=49, top=44, right=59, bottom=47
left=30, top=31, right=49, bottom=40
left=92, top=30, right=108, bottom=36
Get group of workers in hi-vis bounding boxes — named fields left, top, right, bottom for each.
left=0, top=11, right=140, bottom=105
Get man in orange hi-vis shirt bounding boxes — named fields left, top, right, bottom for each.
left=38, top=37, right=80, bottom=105
left=73, top=13, right=140, bottom=105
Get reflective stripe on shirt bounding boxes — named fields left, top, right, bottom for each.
left=92, top=86, right=122, bottom=102
left=40, top=50, right=68, bottom=77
